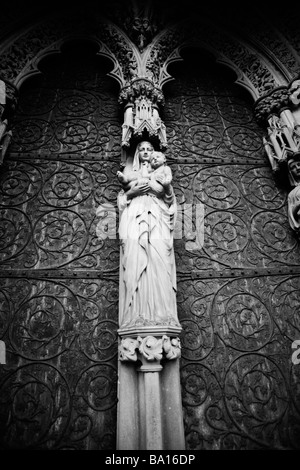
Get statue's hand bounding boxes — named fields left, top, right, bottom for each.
left=127, top=182, right=149, bottom=199
left=117, top=171, right=126, bottom=184
left=135, top=182, right=150, bottom=194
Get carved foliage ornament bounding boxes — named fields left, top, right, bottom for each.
left=254, top=87, right=290, bottom=124
left=118, top=335, right=181, bottom=362
left=118, top=78, right=164, bottom=105
left=0, top=15, right=137, bottom=88
left=146, top=19, right=278, bottom=96
left=254, top=77, right=300, bottom=124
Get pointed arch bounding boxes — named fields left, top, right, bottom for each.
left=144, top=16, right=291, bottom=100
left=0, top=14, right=140, bottom=90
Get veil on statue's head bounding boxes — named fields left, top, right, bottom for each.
left=132, top=141, right=154, bottom=171
left=288, top=153, right=300, bottom=186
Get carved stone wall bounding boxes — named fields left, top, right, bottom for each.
left=1, top=1, right=300, bottom=451
left=163, top=49, right=300, bottom=450
left=0, top=42, right=121, bottom=450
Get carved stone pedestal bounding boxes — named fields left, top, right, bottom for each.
left=117, top=326, right=185, bottom=450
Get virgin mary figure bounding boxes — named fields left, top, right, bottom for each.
left=117, top=141, right=180, bottom=329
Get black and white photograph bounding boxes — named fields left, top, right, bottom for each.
left=0, top=0, right=299, bottom=460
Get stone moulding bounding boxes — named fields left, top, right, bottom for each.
left=145, top=16, right=285, bottom=99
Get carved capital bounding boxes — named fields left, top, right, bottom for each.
left=162, top=335, right=181, bottom=360
left=119, top=337, right=140, bottom=361
left=138, top=335, right=163, bottom=361
left=118, top=333, right=181, bottom=364
left=254, top=87, right=289, bottom=125
left=119, top=78, right=164, bottom=105
left=254, top=78, right=300, bottom=126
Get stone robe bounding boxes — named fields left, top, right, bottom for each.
left=118, top=183, right=180, bottom=329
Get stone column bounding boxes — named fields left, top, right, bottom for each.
left=116, top=73, right=185, bottom=450
left=117, top=327, right=185, bottom=450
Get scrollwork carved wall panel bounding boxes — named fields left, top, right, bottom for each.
left=165, top=53, right=300, bottom=449
left=0, top=276, right=118, bottom=449
left=9, top=51, right=121, bottom=158
left=173, top=162, right=299, bottom=273
left=178, top=275, right=300, bottom=449
left=0, top=46, right=120, bottom=449
left=0, top=159, right=120, bottom=271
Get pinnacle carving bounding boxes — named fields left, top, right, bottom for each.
left=256, top=78, right=300, bottom=173
left=257, top=77, right=300, bottom=233
left=119, top=78, right=167, bottom=148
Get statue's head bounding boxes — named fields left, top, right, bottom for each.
left=151, top=151, right=166, bottom=169
left=136, top=141, right=154, bottom=162
left=288, top=153, right=300, bottom=186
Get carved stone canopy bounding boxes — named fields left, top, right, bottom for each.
left=0, top=77, right=18, bottom=121
left=119, top=78, right=167, bottom=148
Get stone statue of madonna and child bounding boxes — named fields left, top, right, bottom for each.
left=117, top=140, right=181, bottom=330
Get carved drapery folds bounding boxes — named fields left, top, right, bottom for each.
left=255, top=78, right=300, bottom=232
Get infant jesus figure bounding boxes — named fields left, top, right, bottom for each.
left=117, top=151, right=173, bottom=197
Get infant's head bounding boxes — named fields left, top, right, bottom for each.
left=151, top=151, right=166, bottom=169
